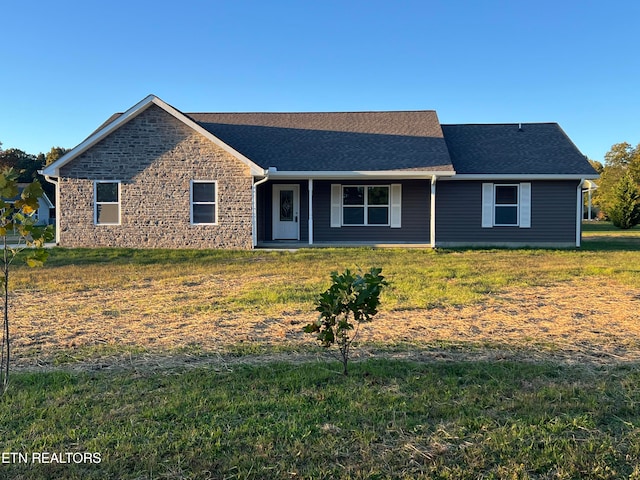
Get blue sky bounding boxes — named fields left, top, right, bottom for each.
left=1, top=0, right=638, bottom=163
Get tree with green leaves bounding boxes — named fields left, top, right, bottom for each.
left=0, top=169, right=54, bottom=394
left=593, top=142, right=640, bottom=221
left=45, top=146, right=69, bottom=166
left=605, top=142, right=639, bottom=169
left=0, top=148, right=44, bottom=182
left=607, top=172, right=640, bottom=229
left=304, top=267, right=387, bottom=375
left=588, top=159, right=604, bottom=175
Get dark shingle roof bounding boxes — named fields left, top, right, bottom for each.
left=92, top=107, right=596, bottom=176
left=441, top=123, right=596, bottom=175
left=189, top=112, right=453, bottom=172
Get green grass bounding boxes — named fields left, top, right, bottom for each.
left=582, top=221, right=640, bottom=235
left=582, top=221, right=640, bottom=251
left=3, top=232, right=640, bottom=477
left=2, top=359, right=640, bottom=479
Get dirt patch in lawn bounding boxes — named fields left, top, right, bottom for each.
left=10, top=276, right=640, bottom=371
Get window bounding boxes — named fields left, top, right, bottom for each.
left=482, top=182, right=531, bottom=228
left=494, top=185, right=519, bottom=226
left=191, top=181, right=217, bottom=224
left=331, top=184, right=401, bottom=228
left=94, top=181, right=120, bottom=225
left=342, top=186, right=390, bottom=226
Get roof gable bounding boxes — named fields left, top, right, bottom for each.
left=7, top=185, right=54, bottom=208
left=41, top=95, right=265, bottom=177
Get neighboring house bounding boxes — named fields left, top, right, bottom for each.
left=7, top=185, right=54, bottom=226
left=40, top=95, right=598, bottom=249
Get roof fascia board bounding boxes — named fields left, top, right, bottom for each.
left=267, top=170, right=456, bottom=180
left=42, top=95, right=266, bottom=177
left=441, top=174, right=600, bottom=181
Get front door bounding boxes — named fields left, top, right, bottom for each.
left=272, top=184, right=300, bottom=240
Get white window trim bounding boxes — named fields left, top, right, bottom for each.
left=94, top=180, right=121, bottom=226
left=493, top=184, right=520, bottom=227
left=190, top=180, right=218, bottom=225
left=482, top=182, right=531, bottom=229
left=341, top=185, right=391, bottom=227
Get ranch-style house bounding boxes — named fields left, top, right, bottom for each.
left=41, top=95, right=598, bottom=249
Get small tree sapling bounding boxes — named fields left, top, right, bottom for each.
left=304, top=267, right=387, bottom=375
left=0, top=169, right=54, bottom=394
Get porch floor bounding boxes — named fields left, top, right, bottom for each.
left=256, top=241, right=433, bottom=249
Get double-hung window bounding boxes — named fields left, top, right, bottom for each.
left=482, top=182, right=531, bottom=228
left=94, top=181, right=120, bottom=225
left=191, top=180, right=217, bottom=225
left=342, top=186, right=390, bottom=226
left=494, top=185, right=519, bottom=226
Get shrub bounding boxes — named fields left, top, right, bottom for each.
left=608, top=173, right=640, bottom=229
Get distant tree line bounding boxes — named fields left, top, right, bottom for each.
left=590, top=142, right=640, bottom=229
left=0, top=141, right=69, bottom=202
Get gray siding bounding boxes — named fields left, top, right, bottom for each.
left=436, top=180, right=579, bottom=246
left=313, top=180, right=430, bottom=243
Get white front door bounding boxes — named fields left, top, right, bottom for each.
left=272, top=184, right=300, bottom=240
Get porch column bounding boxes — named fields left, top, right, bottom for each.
left=308, top=179, right=314, bottom=245
left=430, top=176, right=437, bottom=247
left=576, top=180, right=585, bottom=248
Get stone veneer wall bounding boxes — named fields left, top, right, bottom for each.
left=58, top=104, right=254, bottom=249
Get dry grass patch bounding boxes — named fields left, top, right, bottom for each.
left=11, top=266, right=640, bottom=369
left=369, top=276, right=640, bottom=362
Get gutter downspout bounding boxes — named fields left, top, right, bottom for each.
left=252, top=171, right=271, bottom=248
left=308, top=178, right=313, bottom=245
left=576, top=179, right=586, bottom=248
left=40, top=172, right=60, bottom=245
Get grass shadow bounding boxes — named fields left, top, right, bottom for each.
left=581, top=221, right=640, bottom=251
left=581, top=236, right=640, bottom=251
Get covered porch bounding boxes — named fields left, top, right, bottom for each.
left=252, top=175, right=442, bottom=248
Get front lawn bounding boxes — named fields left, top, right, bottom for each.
left=8, top=242, right=639, bottom=367
left=2, top=235, right=639, bottom=478
left=3, top=359, right=640, bottom=479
